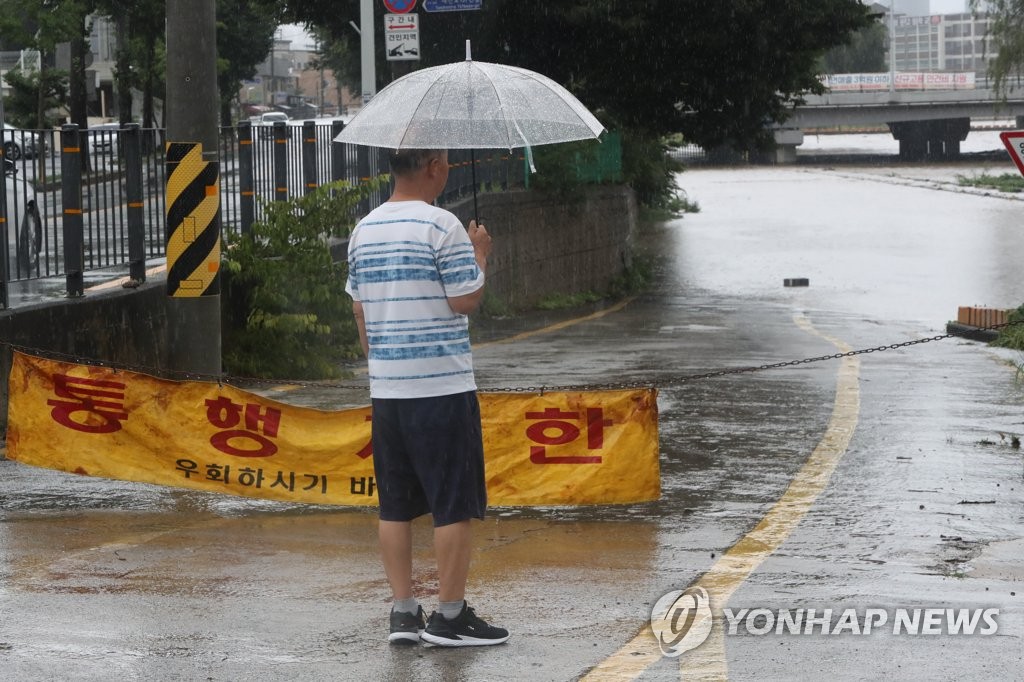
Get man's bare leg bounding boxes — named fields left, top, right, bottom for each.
left=434, top=519, right=472, bottom=602
left=379, top=520, right=413, bottom=599
left=421, top=519, right=509, bottom=645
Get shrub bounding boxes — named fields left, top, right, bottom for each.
left=221, top=179, right=383, bottom=379
left=992, top=304, right=1024, bottom=351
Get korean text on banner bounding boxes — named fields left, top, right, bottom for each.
left=6, top=352, right=660, bottom=507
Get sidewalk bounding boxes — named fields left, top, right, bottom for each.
left=2, top=260, right=168, bottom=310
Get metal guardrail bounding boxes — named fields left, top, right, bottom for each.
left=0, top=121, right=529, bottom=306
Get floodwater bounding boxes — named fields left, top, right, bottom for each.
left=798, top=125, right=1010, bottom=157
left=673, top=157, right=1024, bottom=328
left=2, top=133, right=1023, bottom=680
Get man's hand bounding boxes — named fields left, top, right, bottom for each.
left=468, top=219, right=491, bottom=271
left=447, top=220, right=492, bottom=315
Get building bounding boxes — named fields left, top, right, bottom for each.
left=875, top=5, right=996, bottom=74
left=940, top=12, right=995, bottom=71
left=243, top=38, right=357, bottom=119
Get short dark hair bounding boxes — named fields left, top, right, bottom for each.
left=388, top=148, right=445, bottom=177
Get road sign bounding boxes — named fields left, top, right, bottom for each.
left=384, top=13, right=420, bottom=61
left=423, top=0, right=482, bottom=11
left=383, top=0, right=417, bottom=12
left=999, top=131, right=1024, bottom=176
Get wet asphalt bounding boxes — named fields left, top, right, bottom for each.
left=1, top=162, right=1023, bottom=681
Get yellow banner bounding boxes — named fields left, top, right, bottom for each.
left=6, top=352, right=659, bottom=506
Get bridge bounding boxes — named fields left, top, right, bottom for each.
left=771, top=74, right=1024, bottom=162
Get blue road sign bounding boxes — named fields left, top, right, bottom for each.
left=423, top=0, right=482, bottom=11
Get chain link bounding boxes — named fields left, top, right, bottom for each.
left=3, top=320, right=1021, bottom=394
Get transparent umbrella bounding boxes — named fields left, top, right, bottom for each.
left=334, top=41, right=605, bottom=218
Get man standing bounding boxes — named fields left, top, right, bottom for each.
left=345, top=148, right=509, bottom=647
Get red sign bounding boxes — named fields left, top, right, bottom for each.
left=383, top=0, right=417, bottom=12
left=999, top=131, right=1024, bottom=177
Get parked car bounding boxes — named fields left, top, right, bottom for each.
left=88, top=122, right=122, bottom=156
left=2, top=161, right=42, bottom=273
left=253, top=111, right=289, bottom=139
left=1, top=121, right=43, bottom=161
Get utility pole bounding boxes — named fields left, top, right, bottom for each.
left=889, top=0, right=897, bottom=94
left=165, top=0, right=222, bottom=377
left=269, top=29, right=278, bottom=106
left=360, top=0, right=376, bottom=103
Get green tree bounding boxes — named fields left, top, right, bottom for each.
left=0, top=0, right=93, bottom=129
left=216, top=0, right=281, bottom=125
left=970, top=0, right=1022, bottom=94
left=2, top=67, right=67, bottom=128
left=821, top=16, right=888, bottom=74
left=475, top=0, right=874, bottom=152
left=89, top=0, right=278, bottom=127
left=308, top=24, right=359, bottom=102
left=94, top=0, right=165, bottom=127
left=286, top=0, right=873, bottom=201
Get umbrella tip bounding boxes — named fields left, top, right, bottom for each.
left=466, top=39, right=472, bottom=61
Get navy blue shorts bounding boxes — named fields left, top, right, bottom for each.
left=370, top=391, right=487, bottom=527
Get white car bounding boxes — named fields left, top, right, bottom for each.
left=3, top=162, right=42, bottom=273
left=1, top=121, right=43, bottom=161
left=253, top=111, right=290, bottom=139
left=88, top=122, right=121, bottom=155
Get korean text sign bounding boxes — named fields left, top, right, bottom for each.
left=6, top=352, right=660, bottom=506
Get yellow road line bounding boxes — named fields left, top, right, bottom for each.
left=257, top=299, right=638, bottom=391
left=473, top=297, right=636, bottom=350
left=582, top=314, right=861, bottom=681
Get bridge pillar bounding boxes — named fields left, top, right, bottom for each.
left=888, top=118, right=970, bottom=161
left=1016, top=115, right=1024, bottom=129
left=750, top=128, right=804, bottom=164
left=771, top=128, right=803, bottom=164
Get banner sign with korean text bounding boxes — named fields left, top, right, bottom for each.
left=5, top=352, right=660, bottom=506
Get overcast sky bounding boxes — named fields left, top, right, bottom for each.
left=278, top=24, right=316, bottom=51
left=929, top=0, right=968, bottom=11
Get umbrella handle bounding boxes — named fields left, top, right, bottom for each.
left=471, top=148, right=480, bottom=225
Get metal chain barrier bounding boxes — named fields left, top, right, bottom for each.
left=2, top=319, right=1022, bottom=394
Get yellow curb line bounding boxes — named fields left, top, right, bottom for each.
left=473, top=296, right=636, bottom=350
left=581, top=313, right=861, bottom=681
left=267, top=297, right=638, bottom=393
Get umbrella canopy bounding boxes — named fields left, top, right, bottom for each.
left=334, top=42, right=605, bottom=155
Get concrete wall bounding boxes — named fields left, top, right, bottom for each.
left=449, top=185, right=638, bottom=310
left=0, top=282, right=171, bottom=434
left=0, top=185, right=637, bottom=434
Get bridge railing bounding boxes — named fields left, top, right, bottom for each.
left=819, top=71, right=980, bottom=93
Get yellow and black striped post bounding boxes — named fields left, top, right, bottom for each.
left=165, top=142, right=220, bottom=297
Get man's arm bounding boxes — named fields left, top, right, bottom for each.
left=448, top=219, right=492, bottom=315
left=352, top=301, right=369, bottom=357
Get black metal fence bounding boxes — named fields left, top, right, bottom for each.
left=0, top=121, right=528, bottom=307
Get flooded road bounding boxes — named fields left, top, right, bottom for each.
left=2, top=155, right=1023, bottom=680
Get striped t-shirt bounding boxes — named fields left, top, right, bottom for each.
left=345, top=200, right=484, bottom=399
